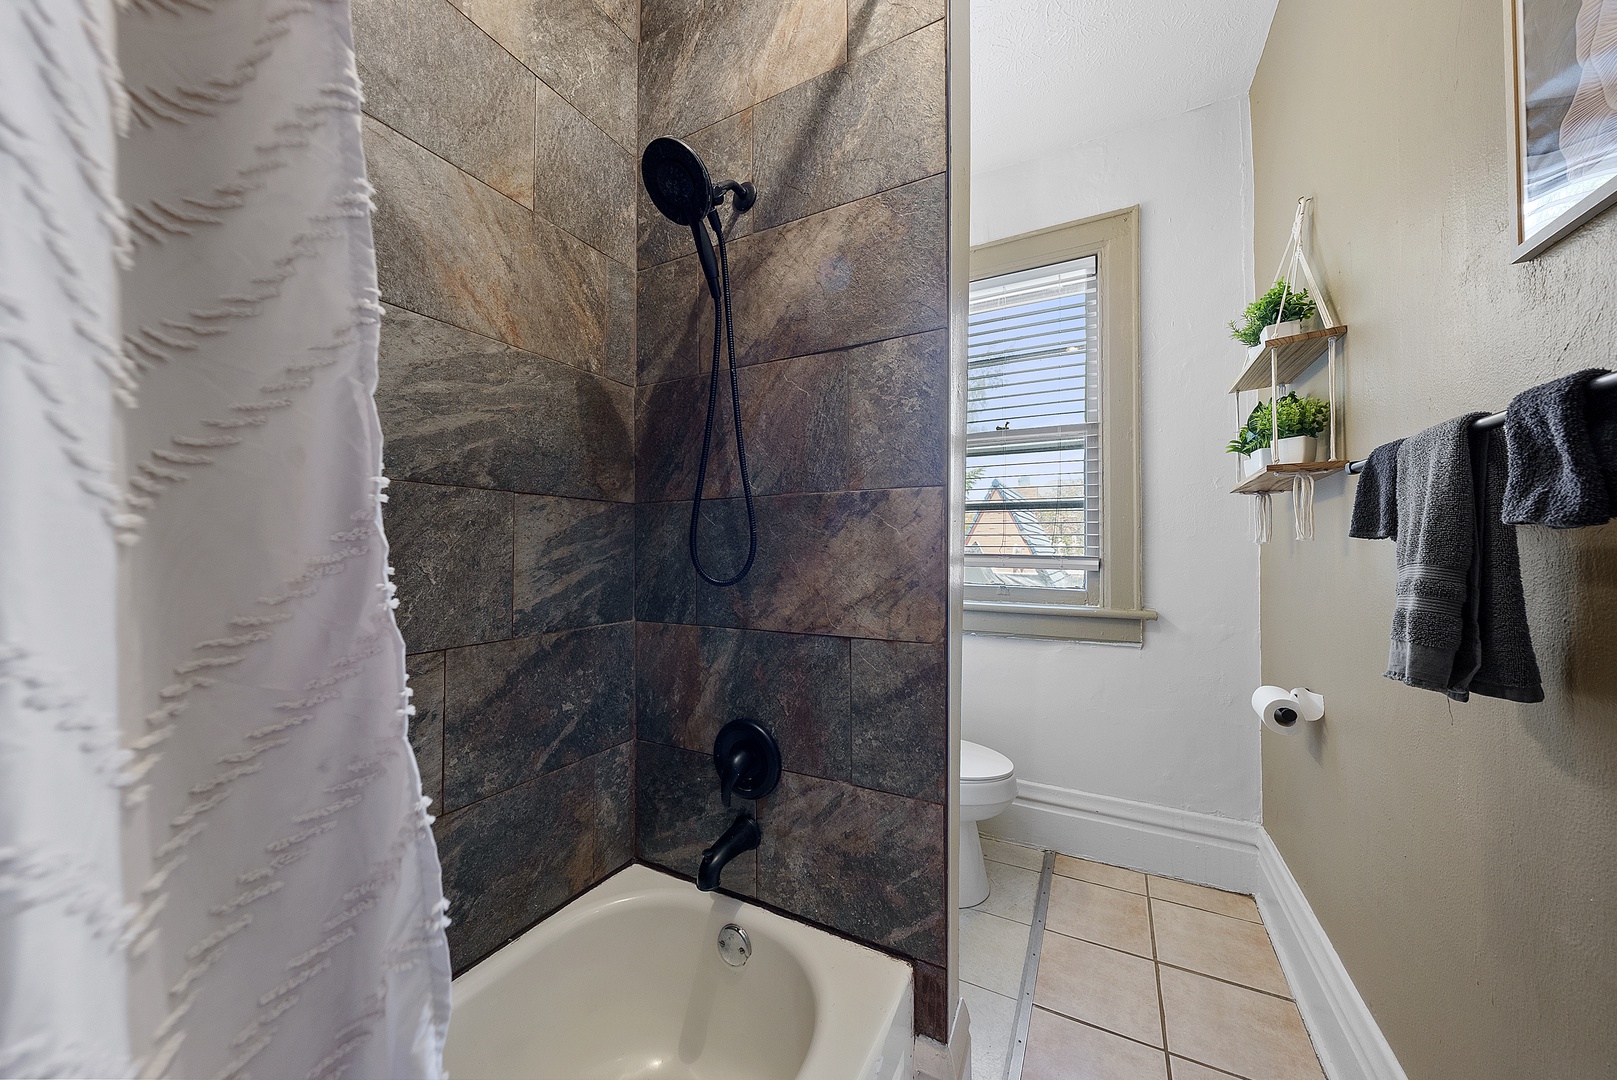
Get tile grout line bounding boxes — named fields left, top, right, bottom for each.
left=1058, top=865, right=1264, bottom=925
left=1030, top=855, right=1293, bottom=1080
left=1033, top=910, right=1298, bottom=1003
left=431, top=0, right=638, bottom=157
left=1154, top=960, right=1296, bottom=1003
left=374, top=295, right=633, bottom=390
left=1037, top=922, right=1151, bottom=962
left=1148, top=893, right=1264, bottom=925
left=1025, top=1006, right=1254, bottom=1080
left=1004, top=849, right=1055, bottom=1080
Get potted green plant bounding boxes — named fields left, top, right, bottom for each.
left=1227, top=408, right=1272, bottom=476
left=1272, top=392, right=1330, bottom=463
left=1229, top=394, right=1330, bottom=470
left=1229, top=281, right=1318, bottom=348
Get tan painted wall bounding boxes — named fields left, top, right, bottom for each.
left=1250, top=0, right=1617, bottom=1077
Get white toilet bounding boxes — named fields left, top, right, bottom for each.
left=960, top=740, right=1018, bottom=908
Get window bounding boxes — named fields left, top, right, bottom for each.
left=964, top=208, right=1150, bottom=643
left=966, top=255, right=1100, bottom=600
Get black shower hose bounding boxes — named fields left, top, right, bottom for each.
left=688, top=219, right=757, bottom=587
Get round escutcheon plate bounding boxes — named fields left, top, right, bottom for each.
left=717, top=923, right=751, bottom=967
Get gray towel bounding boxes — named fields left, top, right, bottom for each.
left=1387, top=417, right=1542, bottom=702
left=1501, top=368, right=1617, bottom=528
left=1349, top=439, right=1403, bottom=539
left=1467, top=429, right=1543, bottom=702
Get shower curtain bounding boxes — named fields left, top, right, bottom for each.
left=1, top=1, right=452, bottom=1076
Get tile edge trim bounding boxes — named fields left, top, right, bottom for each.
left=1004, top=849, right=1054, bottom=1080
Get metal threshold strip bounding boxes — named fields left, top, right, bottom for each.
left=1004, top=850, right=1055, bottom=1080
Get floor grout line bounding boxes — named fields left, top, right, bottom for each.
left=1027, top=1006, right=1165, bottom=1057
left=1030, top=1002, right=1269, bottom=1080
left=1038, top=922, right=1153, bottom=962
left=1155, top=959, right=1296, bottom=1002
left=1032, top=1003, right=1262, bottom=1080
left=1167, top=1048, right=1259, bottom=1079
left=1148, top=893, right=1265, bottom=925
left=1017, top=848, right=1310, bottom=1080
left=1055, top=861, right=1265, bottom=914
left=961, top=978, right=1017, bottom=1001
left=967, top=907, right=1034, bottom=929
left=1035, top=917, right=1297, bottom=1002
left=983, top=857, right=1042, bottom=875
left=1004, top=849, right=1054, bottom=1080
left=1062, top=868, right=1249, bottom=905
left=1053, top=876, right=1149, bottom=898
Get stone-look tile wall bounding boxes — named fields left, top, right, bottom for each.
left=353, top=0, right=638, bottom=974
left=354, top=0, right=954, bottom=1027
left=633, top=0, right=952, bottom=1039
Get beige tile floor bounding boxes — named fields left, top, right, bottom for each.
left=962, top=839, right=1327, bottom=1080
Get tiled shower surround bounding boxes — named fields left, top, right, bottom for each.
left=633, top=0, right=951, bottom=1033
left=355, top=0, right=951, bottom=1039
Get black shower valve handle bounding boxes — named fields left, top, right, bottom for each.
left=712, top=719, right=781, bottom=807
left=718, top=746, right=751, bottom=808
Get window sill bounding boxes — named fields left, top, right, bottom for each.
left=962, top=600, right=1158, bottom=644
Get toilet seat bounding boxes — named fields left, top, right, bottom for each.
left=962, top=740, right=1013, bottom=783
left=960, top=741, right=1017, bottom=811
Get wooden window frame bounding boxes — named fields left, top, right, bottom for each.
left=963, top=207, right=1154, bottom=644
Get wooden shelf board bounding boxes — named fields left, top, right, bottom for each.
left=1232, top=460, right=1351, bottom=495
left=1229, top=325, right=1348, bottom=393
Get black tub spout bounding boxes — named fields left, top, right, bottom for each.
left=698, top=812, right=761, bottom=892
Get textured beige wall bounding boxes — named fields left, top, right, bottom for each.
left=1251, top=0, right=1617, bottom=1077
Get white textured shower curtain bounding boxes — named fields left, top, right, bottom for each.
left=1, top=1, right=452, bottom=1077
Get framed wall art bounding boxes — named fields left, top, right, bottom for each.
left=1508, top=0, right=1617, bottom=260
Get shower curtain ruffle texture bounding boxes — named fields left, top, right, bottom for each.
left=1, top=1, right=453, bottom=1077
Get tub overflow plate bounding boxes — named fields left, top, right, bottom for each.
left=717, top=924, right=750, bottom=967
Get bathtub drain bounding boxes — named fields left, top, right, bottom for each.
left=717, top=924, right=750, bottom=967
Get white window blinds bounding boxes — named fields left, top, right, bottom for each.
left=965, top=254, right=1101, bottom=593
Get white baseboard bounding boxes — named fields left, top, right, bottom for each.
left=986, top=780, right=1264, bottom=893
left=1255, top=831, right=1408, bottom=1080
left=986, top=781, right=1406, bottom=1080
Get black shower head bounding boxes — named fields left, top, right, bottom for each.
left=640, top=138, right=755, bottom=300
left=640, top=139, right=760, bottom=587
left=641, top=138, right=756, bottom=225
left=641, top=137, right=712, bottom=227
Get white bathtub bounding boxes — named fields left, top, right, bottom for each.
left=444, top=863, right=914, bottom=1080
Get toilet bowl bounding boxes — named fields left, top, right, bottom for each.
left=960, top=740, right=1017, bottom=908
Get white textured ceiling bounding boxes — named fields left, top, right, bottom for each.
left=970, top=0, right=1279, bottom=176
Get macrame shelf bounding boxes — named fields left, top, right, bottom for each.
left=1232, top=459, right=1351, bottom=495
left=1228, top=324, right=1349, bottom=393
left=1228, top=324, right=1349, bottom=496
left=1230, top=198, right=1349, bottom=542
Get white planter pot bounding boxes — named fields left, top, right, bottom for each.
left=1275, top=436, right=1317, bottom=464
left=1241, top=447, right=1273, bottom=476
left=1259, top=320, right=1303, bottom=343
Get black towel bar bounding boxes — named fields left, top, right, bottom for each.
left=1344, top=371, right=1617, bottom=474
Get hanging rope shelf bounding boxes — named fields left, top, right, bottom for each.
left=1229, top=198, right=1348, bottom=542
